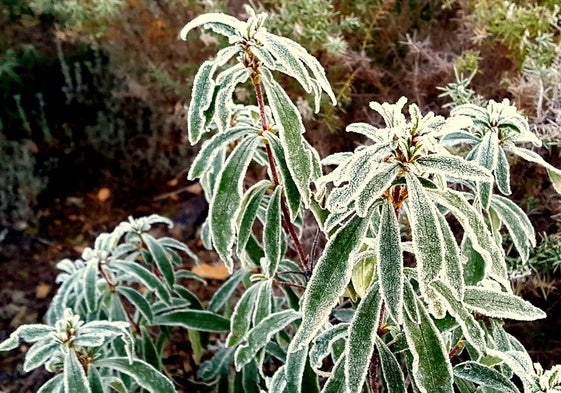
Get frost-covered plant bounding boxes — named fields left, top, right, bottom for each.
left=179, top=7, right=561, bottom=393
left=3, top=6, right=561, bottom=393
left=0, top=214, right=228, bottom=392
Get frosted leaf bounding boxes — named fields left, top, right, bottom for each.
left=214, top=65, right=252, bottom=133
left=453, top=361, right=518, bottom=393
left=309, top=324, right=348, bottom=373
left=434, top=213, right=465, bottom=297
left=439, top=131, right=480, bottom=146
left=490, top=194, right=535, bottom=262
left=187, top=60, right=217, bottom=144
left=506, top=145, right=561, bottom=194
left=369, top=97, right=408, bottom=129
left=464, top=286, right=546, bottom=321
left=495, top=146, right=511, bottom=195
left=345, top=282, right=382, bottom=393
left=356, top=163, right=401, bottom=217
left=179, top=13, right=245, bottom=40
left=415, top=155, right=492, bottom=183
left=346, top=122, right=384, bottom=141
left=405, top=174, right=445, bottom=302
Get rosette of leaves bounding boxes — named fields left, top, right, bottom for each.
left=282, top=97, right=549, bottom=393
left=445, top=98, right=561, bottom=206
left=180, top=6, right=336, bottom=271
left=0, top=308, right=175, bottom=393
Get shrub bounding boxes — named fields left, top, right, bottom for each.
left=2, top=6, right=561, bottom=393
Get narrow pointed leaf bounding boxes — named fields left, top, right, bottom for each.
left=506, top=145, right=561, bottom=193
left=490, top=194, right=535, bottom=262
left=209, top=268, right=249, bottom=313
left=406, top=174, right=444, bottom=303
left=290, top=214, right=369, bottom=352
left=259, top=33, right=313, bottom=92
left=463, top=286, right=546, bottom=321
left=117, top=286, right=153, bottom=324
left=112, top=260, right=170, bottom=304
left=322, top=354, right=346, bottom=393
left=142, top=233, right=175, bottom=288
left=214, top=66, right=252, bottom=132
left=309, top=323, right=348, bottom=371
left=83, top=260, right=99, bottom=313
left=235, top=309, right=301, bottom=370
left=227, top=283, right=260, bottom=347
left=97, top=357, right=175, bottom=393
left=188, top=60, right=217, bottom=144
left=188, top=127, right=259, bottom=180
left=265, top=132, right=302, bottom=219
left=285, top=346, right=309, bottom=393
left=432, top=280, right=485, bottom=353
left=179, top=13, right=245, bottom=40
left=64, top=350, right=91, bottom=393
left=252, top=279, right=273, bottom=325
left=23, top=338, right=58, bottom=372
left=263, top=187, right=283, bottom=278
left=153, top=309, right=230, bottom=332
left=416, top=155, right=492, bottom=182
left=356, top=163, right=401, bottom=217
left=378, top=200, right=403, bottom=324
left=495, top=146, right=511, bottom=195
left=375, top=336, right=406, bottom=393
left=431, top=189, right=507, bottom=285
left=236, top=180, right=271, bottom=253
left=454, top=361, right=518, bottom=393
left=476, top=132, right=499, bottom=208
left=37, top=374, right=63, bottom=393
left=210, top=136, right=261, bottom=271
left=261, top=71, right=316, bottom=204
left=403, top=296, right=453, bottom=393
left=345, top=282, right=382, bottom=393
left=435, top=212, right=464, bottom=297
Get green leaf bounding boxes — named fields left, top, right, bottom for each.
left=209, top=268, right=249, bottom=313
left=141, top=326, right=161, bottom=371
left=142, top=233, right=175, bottom=288
left=235, top=309, right=301, bottom=370
left=403, top=296, right=453, bottom=393
left=259, top=32, right=313, bottom=93
left=214, top=66, right=252, bottom=132
left=378, top=200, right=404, bottom=324
left=431, top=189, right=507, bottom=285
left=284, top=346, right=309, bottom=393
left=179, top=12, right=245, bottom=40
left=263, top=187, right=283, bottom=278
left=188, top=127, right=259, bottom=180
left=236, top=180, right=271, bottom=254
left=375, top=336, right=406, bottom=393
left=111, top=260, right=170, bottom=304
left=454, top=361, right=518, bottom=393
left=252, top=279, right=273, bottom=325
left=345, top=282, right=382, bottom=393
left=64, top=350, right=91, bottom=393
left=198, top=346, right=236, bottom=380
left=210, top=135, right=261, bottom=271
left=405, top=173, right=445, bottom=314
left=227, top=283, right=260, bottom=347
left=158, top=237, right=199, bottom=263
left=431, top=280, right=485, bottom=353
left=416, top=155, right=492, bottom=183
left=495, top=146, right=511, bottom=195
left=87, top=367, right=104, bottom=393
left=490, top=194, right=535, bottom=262
left=351, top=252, right=377, bottom=299
left=261, top=70, right=316, bottom=205
left=153, top=309, right=230, bottom=332
left=187, top=60, right=217, bottom=144
left=435, top=212, right=464, bottom=297
left=289, top=214, right=369, bottom=352
left=23, top=338, right=58, bottom=372
left=11, top=324, right=54, bottom=343
left=506, top=145, right=561, bottom=194
left=476, top=131, right=499, bottom=209
left=264, top=131, right=302, bottom=219
left=356, top=162, right=401, bottom=217
left=463, top=286, right=546, bottom=321
left=309, top=323, right=348, bottom=371
left=83, top=259, right=99, bottom=313
left=117, top=286, right=153, bottom=324
left=96, top=357, right=176, bottom=393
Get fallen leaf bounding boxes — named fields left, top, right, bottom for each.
left=167, top=178, right=179, bottom=187
left=98, top=188, right=111, bottom=202
left=186, top=183, right=203, bottom=195
left=36, top=283, right=52, bottom=299
left=192, top=262, right=230, bottom=280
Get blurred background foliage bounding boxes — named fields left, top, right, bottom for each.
left=0, top=0, right=559, bottom=271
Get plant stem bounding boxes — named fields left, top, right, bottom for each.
left=249, top=62, right=309, bottom=272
